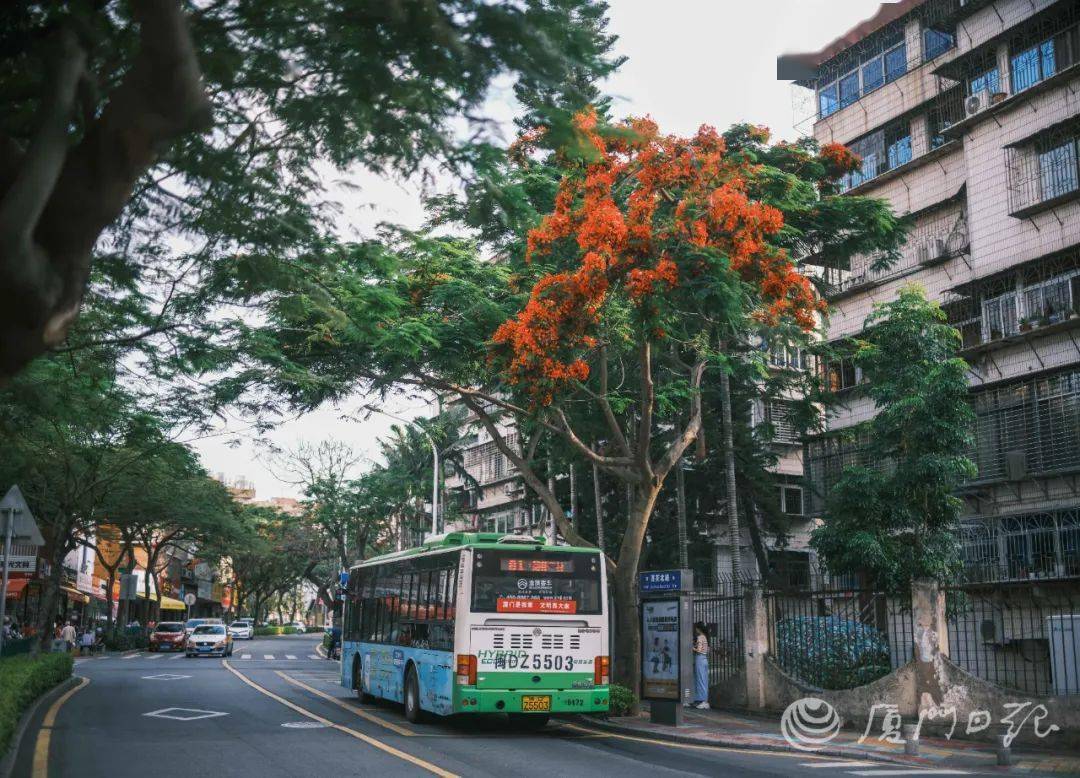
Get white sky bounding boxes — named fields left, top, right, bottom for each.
left=191, top=0, right=887, bottom=499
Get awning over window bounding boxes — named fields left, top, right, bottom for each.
left=136, top=591, right=187, bottom=611
left=60, top=585, right=89, bottom=604
left=2, top=578, right=29, bottom=598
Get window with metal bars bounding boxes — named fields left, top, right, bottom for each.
left=765, top=399, right=799, bottom=445
left=970, top=368, right=1080, bottom=482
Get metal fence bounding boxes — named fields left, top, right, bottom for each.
left=944, top=571, right=1080, bottom=696
left=691, top=574, right=746, bottom=686
left=765, top=575, right=912, bottom=691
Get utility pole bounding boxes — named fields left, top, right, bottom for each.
left=0, top=506, right=15, bottom=655
left=719, top=366, right=741, bottom=582
left=676, top=459, right=689, bottom=570
left=592, top=457, right=605, bottom=552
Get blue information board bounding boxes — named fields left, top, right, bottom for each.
left=639, top=570, right=683, bottom=593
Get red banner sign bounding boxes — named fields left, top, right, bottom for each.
left=496, top=597, right=577, bottom=614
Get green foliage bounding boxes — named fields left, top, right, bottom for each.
left=103, top=632, right=149, bottom=652
left=254, top=626, right=302, bottom=636
left=606, top=683, right=636, bottom=717
left=811, top=286, right=977, bottom=590
left=774, top=617, right=890, bottom=690
left=0, top=653, right=74, bottom=755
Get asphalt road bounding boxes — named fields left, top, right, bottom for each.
left=9, top=634, right=1028, bottom=777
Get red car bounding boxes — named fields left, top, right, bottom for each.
left=148, top=622, right=186, bottom=652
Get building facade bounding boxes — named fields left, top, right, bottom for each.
left=779, top=0, right=1080, bottom=580
left=441, top=398, right=542, bottom=535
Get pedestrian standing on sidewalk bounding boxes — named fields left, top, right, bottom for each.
left=691, top=622, right=710, bottom=710
left=60, top=621, right=77, bottom=653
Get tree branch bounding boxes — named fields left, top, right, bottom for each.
left=655, top=360, right=706, bottom=478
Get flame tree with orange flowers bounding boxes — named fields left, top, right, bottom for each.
left=238, top=112, right=906, bottom=697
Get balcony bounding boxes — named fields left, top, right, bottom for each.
left=960, top=509, right=1080, bottom=583
left=943, top=252, right=1080, bottom=355
left=822, top=204, right=968, bottom=299
left=1006, top=119, right=1080, bottom=218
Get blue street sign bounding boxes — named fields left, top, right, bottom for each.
left=339, top=571, right=349, bottom=588
left=639, top=570, right=683, bottom=593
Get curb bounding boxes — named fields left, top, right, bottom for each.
left=564, top=715, right=928, bottom=768
left=0, top=675, right=79, bottom=778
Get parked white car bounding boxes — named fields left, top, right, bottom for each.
left=228, top=620, right=254, bottom=640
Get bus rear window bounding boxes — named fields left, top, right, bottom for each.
left=471, top=550, right=602, bottom=615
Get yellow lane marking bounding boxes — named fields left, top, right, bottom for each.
left=223, top=661, right=455, bottom=778
left=560, top=722, right=860, bottom=762
left=275, top=671, right=416, bottom=737
left=32, top=676, right=90, bottom=778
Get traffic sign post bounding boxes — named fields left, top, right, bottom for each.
left=0, top=485, right=44, bottom=655
left=184, top=592, right=196, bottom=624
left=638, top=568, right=694, bottom=727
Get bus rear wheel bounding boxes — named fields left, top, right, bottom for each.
left=508, top=713, right=550, bottom=730
left=404, top=667, right=423, bottom=723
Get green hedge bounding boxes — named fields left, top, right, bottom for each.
left=0, top=653, right=74, bottom=756
left=254, top=626, right=305, bottom=636
left=607, top=684, right=636, bottom=717
left=103, top=632, right=148, bottom=652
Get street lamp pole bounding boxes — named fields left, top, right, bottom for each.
left=0, top=506, right=16, bottom=655
left=362, top=405, right=440, bottom=538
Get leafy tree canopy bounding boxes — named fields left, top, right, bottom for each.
left=810, top=286, right=977, bottom=590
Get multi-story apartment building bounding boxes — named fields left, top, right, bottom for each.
left=441, top=398, right=542, bottom=535
left=779, top=0, right=1080, bottom=580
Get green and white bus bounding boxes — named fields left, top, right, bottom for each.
left=340, top=532, right=610, bottom=725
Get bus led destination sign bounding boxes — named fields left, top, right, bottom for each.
left=496, top=597, right=577, bottom=614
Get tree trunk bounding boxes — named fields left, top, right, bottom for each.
left=34, top=537, right=71, bottom=652
left=611, top=567, right=639, bottom=696
left=742, top=487, right=770, bottom=582
left=104, top=570, right=116, bottom=630
left=719, top=367, right=741, bottom=582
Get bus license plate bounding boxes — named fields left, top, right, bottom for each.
left=521, top=695, right=551, bottom=712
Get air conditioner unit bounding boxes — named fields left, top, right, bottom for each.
left=964, top=90, right=991, bottom=118
left=504, top=481, right=524, bottom=496
left=915, top=243, right=931, bottom=265
left=1005, top=450, right=1027, bottom=481
left=917, top=237, right=950, bottom=265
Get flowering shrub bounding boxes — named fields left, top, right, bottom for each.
left=774, top=616, right=890, bottom=690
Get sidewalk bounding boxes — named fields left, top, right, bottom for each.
left=578, top=704, right=1080, bottom=775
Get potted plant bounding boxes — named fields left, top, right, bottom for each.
left=991, top=91, right=1007, bottom=104
left=1019, top=317, right=1033, bottom=332
left=990, top=327, right=1003, bottom=341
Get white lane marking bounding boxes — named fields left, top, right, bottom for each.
left=241, top=654, right=251, bottom=659
left=146, top=653, right=163, bottom=659
left=282, top=721, right=328, bottom=729
left=141, top=673, right=191, bottom=680
left=170, top=653, right=184, bottom=660
left=801, top=763, right=880, bottom=769
left=308, top=655, right=320, bottom=660
left=286, top=655, right=297, bottom=660
left=122, top=653, right=141, bottom=659
left=848, top=771, right=971, bottom=776
left=143, top=707, right=228, bottom=721
left=264, top=654, right=274, bottom=659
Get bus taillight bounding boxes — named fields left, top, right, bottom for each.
left=594, top=655, right=610, bottom=686
left=456, top=654, right=477, bottom=686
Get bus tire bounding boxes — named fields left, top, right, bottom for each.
left=354, top=656, right=374, bottom=703
left=404, top=666, right=423, bottom=724
left=508, top=713, right=550, bottom=730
